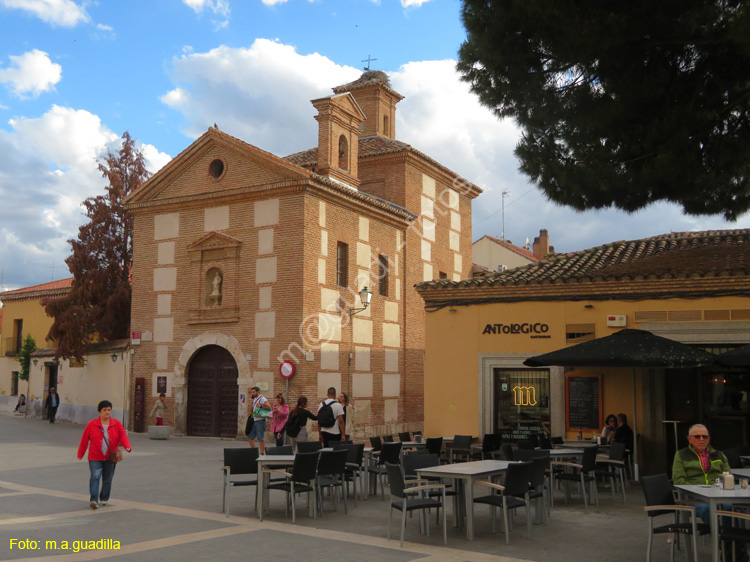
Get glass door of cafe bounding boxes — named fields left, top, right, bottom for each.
left=493, top=368, right=550, bottom=443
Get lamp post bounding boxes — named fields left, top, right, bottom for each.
left=347, top=286, right=372, bottom=436
left=111, top=352, right=127, bottom=426
left=28, top=359, right=38, bottom=418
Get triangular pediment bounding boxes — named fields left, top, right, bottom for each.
left=331, top=93, right=367, bottom=122
left=126, top=128, right=311, bottom=206
left=187, top=231, right=242, bottom=252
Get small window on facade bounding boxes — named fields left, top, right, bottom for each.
left=337, top=242, right=349, bottom=287
left=565, top=323, right=596, bottom=344
left=208, top=159, right=225, bottom=179
left=378, top=254, right=389, bottom=296
left=383, top=116, right=390, bottom=137
left=439, top=271, right=448, bottom=279
left=338, top=135, right=348, bottom=171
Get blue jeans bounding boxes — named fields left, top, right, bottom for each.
left=89, top=460, right=116, bottom=503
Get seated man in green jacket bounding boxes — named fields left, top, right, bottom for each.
left=672, top=424, right=730, bottom=523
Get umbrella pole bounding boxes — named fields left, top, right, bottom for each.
left=632, top=368, right=639, bottom=481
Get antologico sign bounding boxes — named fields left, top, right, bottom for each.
left=482, top=322, right=550, bottom=338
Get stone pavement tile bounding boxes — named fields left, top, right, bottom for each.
left=113, top=529, right=430, bottom=562
left=0, top=495, right=90, bottom=519
left=1, top=508, right=236, bottom=559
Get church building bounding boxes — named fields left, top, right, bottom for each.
left=124, top=71, right=482, bottom=438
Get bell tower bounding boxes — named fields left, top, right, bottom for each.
left=333, top=70, right=404, bottom=139
left=311, top=92, right=366, bottom=187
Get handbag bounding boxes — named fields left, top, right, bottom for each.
left=101, top=427, right=123, bottom=463
left=252, top=406, right=272, bottom=419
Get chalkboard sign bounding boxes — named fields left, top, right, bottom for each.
left=566, top=374, right=601, bottom=430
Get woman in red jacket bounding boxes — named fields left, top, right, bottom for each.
left=77, top=400, right=132, bottom=509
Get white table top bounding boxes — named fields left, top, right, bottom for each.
left=415, top=460, right=516, bottom=477
left=549, top=448, right=585, bottom=456
left=257, top=454, right=295, bottom=463
left=675, top=484, right=750, bottom=500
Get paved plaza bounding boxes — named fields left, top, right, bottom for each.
left=0, top=412, right=711, bottom=561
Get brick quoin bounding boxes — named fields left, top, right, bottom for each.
left=124, top=70, right=482, bottom=438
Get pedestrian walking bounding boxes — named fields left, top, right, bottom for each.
left=149, top=393, right=167, bottom=425
left=45, top=387, right=60, bottom=423
left=271, top=393, right=289, bottom=447
left=77, top=400, right=131, bottom=509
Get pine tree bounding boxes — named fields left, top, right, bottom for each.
left=43, top=132, right=151, bottom=360
left=457, top=1, right=750, bottom=219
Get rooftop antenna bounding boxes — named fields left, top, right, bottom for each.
left=362, top=55, right=377, bottom=71
left=501, top=190, right=510, bottom=240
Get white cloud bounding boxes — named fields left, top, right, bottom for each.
left=0, top=49, right=62, bottom=98
left=401, top=0, right=432, bottom=7
left=1, top=0, right=89, bottom=27
left=261, top=0, right=288, bottom=5
left=161, top=39, right=359, bottom=155
left=0, top=106, right=170, bottom=289
left=159, top=40, right=746, bottom=258
left=182, top=0, right=230, bottom=28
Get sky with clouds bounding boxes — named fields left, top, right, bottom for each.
left=0, top=0, right=746, bottom=292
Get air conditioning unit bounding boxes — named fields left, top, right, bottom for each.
left=606, top=314, right=627, bottom=327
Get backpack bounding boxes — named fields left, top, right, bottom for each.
left=317, top=399, right=337, bottom=429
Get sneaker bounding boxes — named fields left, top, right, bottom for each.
left=89, top=501, right=98, bottom=510
left=99, top=501, right=108, bottom=506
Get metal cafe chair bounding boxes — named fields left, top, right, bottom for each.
left=551, top=445, right=599, bottom=510
left=297, top=441, right=323, bottom=453
left=402, top=452, right=457, bottom=524
left=315, top=449, right=349, bottom=514
left=474, top=461, right=534, bottom=544
left=334, top=442, right=366, bottom=503
left=222, top=447, right=259, bottom=516
left=398, top=431, right=411, bottom=442
left=368, top=442, right=402, bottom=499
left=717, top=510, right=750, bottom=562
left=449, top=435, right=472, bottom=463
left=595, top=441, right=627, bottom=502
left=641, top=473, right=709, bottom=562
left=264, top=451, right=320, bottom=524
left=385, top=462, right=447, bottom=548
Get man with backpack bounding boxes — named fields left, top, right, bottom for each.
left=317, top=387, right=345, bottom=447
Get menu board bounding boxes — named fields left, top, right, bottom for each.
left=566, top=374, right=601, bottom=430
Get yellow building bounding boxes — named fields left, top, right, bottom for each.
left=0, top=278, right=132, bottom=425
left=416, top=229, right=750, bottom=476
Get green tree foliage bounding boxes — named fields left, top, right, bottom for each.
left=18, top=334, right=37, bottom=382
left=457, top=1, right=750, bottom=219
left=44, top=132, right=151, bottom=360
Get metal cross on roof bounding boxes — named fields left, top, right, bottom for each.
left=362, top=55, right=377, bottom=71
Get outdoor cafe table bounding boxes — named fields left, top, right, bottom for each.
left=415, top=459, right=515, bottom=541
left=257, top=454, right=296, bottom=521
left=674, top=484, right=750, bottom=562
left=548, top=448, right=585, bottom=458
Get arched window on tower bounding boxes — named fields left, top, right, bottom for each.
left=338, top=135, right=348, bottom=171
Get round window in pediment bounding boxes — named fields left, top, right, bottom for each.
left=208, top=159, right=225, bottom=179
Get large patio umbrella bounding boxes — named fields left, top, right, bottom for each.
left=717, top=343, right=750, bottom=367
left=524, top=328, right=717, bottom=479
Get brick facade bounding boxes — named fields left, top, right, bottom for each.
left=125, top=71, right=481, bottom=438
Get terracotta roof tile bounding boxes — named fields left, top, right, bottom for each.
left=283, top=136, right=482, bottom=197
left=418, top=229, right=750, bottom=290
left=0, top=277, right=73, bottom=297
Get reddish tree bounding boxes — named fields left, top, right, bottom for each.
left=44, top=132, right=151, bottom=360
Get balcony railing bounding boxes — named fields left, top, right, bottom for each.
left=3, top=337, right=21, bottom=356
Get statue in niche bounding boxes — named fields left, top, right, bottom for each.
left=209, top=270, right=222, bottom=306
